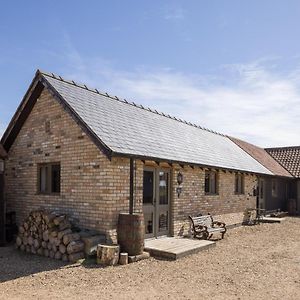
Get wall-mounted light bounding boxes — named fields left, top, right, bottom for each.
left=177, top=172, right=183, bottom=185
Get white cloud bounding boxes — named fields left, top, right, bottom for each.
left=48, top=39, right=300, bottom=148
left=163, top=6, right=185, bottom=21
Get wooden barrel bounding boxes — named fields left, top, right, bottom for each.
left=117, top=213, right=144, bottom=256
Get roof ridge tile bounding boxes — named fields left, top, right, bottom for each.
left=40, top=70, right=231, bottom=137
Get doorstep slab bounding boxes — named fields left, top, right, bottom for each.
left=144, top=237, right=216, bottom=260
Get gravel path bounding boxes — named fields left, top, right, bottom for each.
left=1, top=217, right=300, bottom=300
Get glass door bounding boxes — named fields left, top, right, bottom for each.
left=143, top=168, right=155, bottom=238
left=156, top=170, right=169, bottom=237
left=143, top=168, right=170, bottom=238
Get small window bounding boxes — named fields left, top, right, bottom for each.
left=235, top=173, right=244, bottom=194
left=205, top=170, right=218, bottom=194
left=271, top=179, right=278, bottom=197
left=38, top=163, right=61, bottom=194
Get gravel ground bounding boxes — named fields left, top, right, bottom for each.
left=1, top=217, right=300, bottom=300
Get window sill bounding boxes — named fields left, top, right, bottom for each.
left=205, top=193, right=219, bottom=196
left=234, top=192, right=245, bottom=195
left=36, top=192, right=61, bottom=196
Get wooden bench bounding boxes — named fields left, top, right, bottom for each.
left=189, top=214, right=227, bottom=240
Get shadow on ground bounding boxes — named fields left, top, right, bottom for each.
left=0, top=245, right=69, bottom=283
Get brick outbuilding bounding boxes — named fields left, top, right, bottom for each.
left=1, top=70, right=294, bottom=242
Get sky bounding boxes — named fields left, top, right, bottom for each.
left=1, top=0, right=300, bottom=147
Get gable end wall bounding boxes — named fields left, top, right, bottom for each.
left=4, top=89, right=142, bottom=242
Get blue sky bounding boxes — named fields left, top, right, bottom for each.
left=1, top=0, right=300, bottom=147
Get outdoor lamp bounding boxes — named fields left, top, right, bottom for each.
left=177, top=172, right=183, bottom=185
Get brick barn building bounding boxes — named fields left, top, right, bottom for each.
left=0, top=70, right=296, bottom=242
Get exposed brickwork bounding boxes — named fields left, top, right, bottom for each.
left=5, top=89, right=138, bottom=242
left=5, top=88, right=258, bottom=242
left=171, top=165, right=257, bottom=236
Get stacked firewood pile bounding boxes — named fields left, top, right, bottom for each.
left=15, top=210, right=85, bottom=262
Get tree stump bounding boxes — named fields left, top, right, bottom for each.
left=97, top=244, right=120, bottom=266
left=119, top=253, right=128, bottom=265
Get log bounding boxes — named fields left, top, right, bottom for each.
left=68, top=252, right=84, bottom=263
left=43, top=213, right=56, bottom=224
left=47, top=243, right=52, bottom=250
left=57, top=229, right=72, bottom=240
left=37, top=248, right=44, bottom=256
left=67, top=241, right=84, bottom=254
left=54, top=251, right=62, bottom=260
left=16, top=236, right=22, bottom=246
left=33, top=239, right=40, bottom=249
left=59, top=244, right=66, bottom=254
left=20, top=244, right=25, bottom=252
left=54, top=237, right=61, bottom=247
left=26, top=245, right=31, bottom=253
left=41, top=241, right=47, bottom=249
left=23, top=236, right=28, bottom=246
left=27, top=236, right=34, bottom=246
left=24, top=222, right=29, bottom=231
left=42, top=230, right=49, bottom=241
left=52, top=244, right=58, bottom=253
left=97, top=244, right=120, bottom=266
left=81, top=235, right=106, bottom=256
left=49, top=250, right=55, bottom=258
left=59, top=220, right=71, bottom=231
left=44, top=249, right=49, bottom=257
left=63, top=233, right=80, bottom=245
left=62, top=254, right=69, bottom=262
left=49, top=236, right=55, bottom=245
left=50, top=230, right=58, bottom=238
left=54, top=215, right=65, bottom=226
left=19, top=226, right=25, bottom=234
left=119, top=253, right=128, bottom=265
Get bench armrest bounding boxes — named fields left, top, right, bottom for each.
left=195, top=225, right=208, bottom=232
left=212, top=221, right=226, bottom=228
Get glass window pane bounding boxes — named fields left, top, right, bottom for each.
left=40, top=166, right=47, bottom=193
left=158, top=212, right=168, bottom=232
left=205, top=172, right=210, bottom=193
left=51, top=164, right=61, bottom=193
left=159, top=171, right=168, bottom=205
left=143, top=171, right=154, bottom=204
left=144, top=212, right=153, bottom=234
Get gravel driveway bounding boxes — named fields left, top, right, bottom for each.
left=1, top=217, right=300, bottom=300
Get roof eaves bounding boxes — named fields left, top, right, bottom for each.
left=111, top=150, right=272, bottom=176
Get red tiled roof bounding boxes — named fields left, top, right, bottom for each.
left=230, top=137, right=293, bottom=178
left=0, top=144, right=7, bottom=158
left=266, top=146, right=300, bottom=178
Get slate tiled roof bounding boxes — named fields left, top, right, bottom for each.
left=266, top=146, right=300, bottom=178
left=230, top=137, right=292, bottom=178
left=0, top=144, right=7, bottom=158
left=39, top=71, right=272, bottom=175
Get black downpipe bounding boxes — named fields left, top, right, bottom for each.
left=129, top=158, right=134, bottom=215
